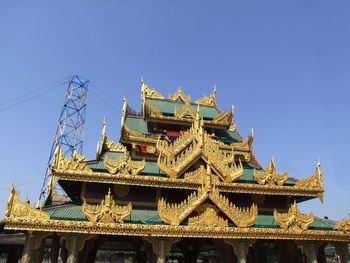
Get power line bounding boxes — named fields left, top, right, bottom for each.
left=0, top=77, right=71, bottom=113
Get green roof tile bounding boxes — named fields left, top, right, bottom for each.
left=44, top=205, right=334, bottom=230
left=146, top=98, right=220, bottom=119
left=125, top=117, right=151, bottom=134
left=45, top=205, right=86, bottom=221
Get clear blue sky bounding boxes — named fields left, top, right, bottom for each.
left=1, top=1, right=350, bottom=219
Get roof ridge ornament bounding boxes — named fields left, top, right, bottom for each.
left=253, top=157, right=288, bottom=186
left=168, top=87, right=191, bottom=104
left=195, top=85, right=217, bottom=107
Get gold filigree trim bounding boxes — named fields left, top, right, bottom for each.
left=295, top=161, right=323, bottom=190
left=168, top=87, right=191, bottom=104
left=104, top=152, right=145, bottom=175
left=82, top=188, right=131, bottom=223
left=97, top=118, right=127, bottom=158
left=174, top=103, right=197, bottom=119
left=274, top=201, right=314, bottom=231
left=4, top=218, right=350, bottom=242
left=141, top=80, right=164, bottom=99
left=5, top=185, right=49, bottom=220
left=195, top=86, right=216, bottom=107
left=158, top=172, right=257, bottom=228
left=254, top=158, right=288, bottom=186
left=188, top=205, right=228, bottom=227
left=157, top=112, right=243, bottom=182
left=335, top=213, right=350, bottom=232
left=52, top=143, right=92, bottom=174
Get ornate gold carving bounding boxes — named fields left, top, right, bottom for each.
left=97, top=118, right=127, bottom=158
left=157, top=111, right=243, bottom=182
left=209, top=188, right=257, bottom=228
left=55, top=168, right=324, bottom=199
left=174, top=102, right=197, bottom=119
left=5, top=185, right=49, bottom=220
left=274, top=201, right=314, bottom=231
left=121, top=124, right=159, bottom=146
left=188, top=205, right=228, bottom=227
left=104, top=151, right=145, bottom=175
left=295, top=161, right=323, bottom=189
left=184, top=165, right=220, bottom=184
left=229, top=105, right=236, bottom=131
left=82, top=188, right=131, bottom=223
left=335, top=213, right=350, bottom=232
left=5, top=217, right=350, bottom=242
left=158, top=172, right=257, bottom=228
left=141, top=80, right=165, bottom=99
left=52, top=142, right=92, bottom=173
left=195, top=86, right=216, bottom=107
left=254, top=158, right=288, bottom=186
left=144, top=102, right=163, bottom=118
left=295, top=161, right=324, bottom=202
left=168, top=87, right=191, bottom=104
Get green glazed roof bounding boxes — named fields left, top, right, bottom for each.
left=125, top=117, right=152, bottom=135
left=146, top=98, right=220, bottom=120
left=44, top=204, right=334, bottom=230
left=215, top=129, right=242, bottom=143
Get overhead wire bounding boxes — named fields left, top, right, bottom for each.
left=0, top=76, right=72, bottom=113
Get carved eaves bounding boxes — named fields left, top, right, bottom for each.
left=82, top=188, right=132, bottom=223
left=5, top=185, right=49, bottom=220
left=121, top=125, right=159, bottom=146
left=104, top=151, right=145, bottom=176
left=254, top=158, right=288, bottom=186
left=174, top=103, right=197, bottom=119
left=274, top=201, right=314, bottom=231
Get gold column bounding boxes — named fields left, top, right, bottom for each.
left=143, top=237, right=180, bottom=263
left=334, top=242, right=350, bottom=263
left=224, top=239, right=255, bottom=263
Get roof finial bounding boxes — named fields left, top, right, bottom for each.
left=141, top=75, right=144, bottom=85
left=213, top=84, right=217, bottom=95
left=101, top=116, right=107, bottom=141
left=317, top=155, right=321, bottom=167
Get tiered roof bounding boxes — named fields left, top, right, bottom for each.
left=3, top=81, right=350, bottom=242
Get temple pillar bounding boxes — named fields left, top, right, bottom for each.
left=296, top=241, right=320, bottom=263
left=143, top=237, right=180, bottom=263
left=21, top=232, right=51, bottom=263
left=225, top=239, right=255, bottom=263
left=49, top=234, right=60, bottom=263
left=334, top=242, right=350, bottom=263
left=61, top=234, right=94, bottom=263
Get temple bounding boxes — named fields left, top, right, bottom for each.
left=2, top=81, right=350, bottom=263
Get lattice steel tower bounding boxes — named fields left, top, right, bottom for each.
left=39, top=75, right=89, bottom=203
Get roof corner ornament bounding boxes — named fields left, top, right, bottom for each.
left=274, top=201, right=314, bottom=231
left=5, top=185, right=49, bottom=220
left=195, top=85, right=217, bottom=107
left=253, top=157, right=288, bottom=186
